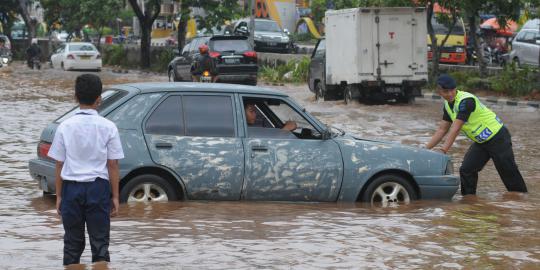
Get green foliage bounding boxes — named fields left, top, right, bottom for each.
left=103, top=44, right=126, bottom=66
left=491, top=65, right=540, bottom=96
left=259, top=57, right=311, bottom=84
left=150, top=48, right=175, bottom=72
left=290, top=33, right=316, bottom=44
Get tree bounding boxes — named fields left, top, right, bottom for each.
left=128, top=0, right=162, bottom=68
left=459, top=0, right=522, bottom=76
left=41, top=0, right=84, bottom=40
left=80, top=0, right=123, bottom=48
left=0, top=0, right=19, bottom=39
left=17, top=0, right=37, bottom=45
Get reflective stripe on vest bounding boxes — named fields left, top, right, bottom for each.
left=444, top=90, right=503, bottom=143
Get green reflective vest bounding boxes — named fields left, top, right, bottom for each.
left=444, top=90, right=503, bottom=143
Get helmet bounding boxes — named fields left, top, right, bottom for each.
left=198, top=44, right=209, bottom=54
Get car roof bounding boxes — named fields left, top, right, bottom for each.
left=112, top=82, right=288, bottom=97
left=522, top=19, right=540, bottom=30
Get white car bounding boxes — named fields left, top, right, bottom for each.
left=50, top=42, right=102, bottom=71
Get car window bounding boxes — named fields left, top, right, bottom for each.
left=242, top=97, right=321, bottom=139
left=183, top=95, right=235, bottom=137
left=145, top=96, right=184, bottom=135
left=515, top=31, right=526, bottom=42
left=190, top=38, right=206, bottom=54
left=55, top=89, right=128, bottom=123
left=68, top=44, right=97, bottom=52
left=313, top=40, right=325, bottom=59
left=255, top=20, right=281, bottom=32
left=210, top=39, right=251, bottom=52
left=181, top=43, right=190, bottom=55
left=522, top=31, right=536, bottom=43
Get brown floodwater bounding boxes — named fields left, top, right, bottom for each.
left=0, top=63, right=539, bottom=269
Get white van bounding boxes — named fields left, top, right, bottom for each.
left=509, top=19, right=540, bottom=67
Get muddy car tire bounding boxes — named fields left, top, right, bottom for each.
left=315, top=82, right=324, bottom=101
left=361, top=174, right=417, bottom=207
left=344, top=85, right=353, bottom=105
left=120, top=174, right=177, bottom=203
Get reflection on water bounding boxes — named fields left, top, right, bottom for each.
left=0, top=63, right=539, bottom=269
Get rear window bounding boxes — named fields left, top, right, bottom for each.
left=210, top=39, right=251, bottom=52
left=55, top=89, right=128, bottom=123
left=68, top=44, right=97, bottom=52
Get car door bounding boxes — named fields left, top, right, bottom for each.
left=240, top=95, right=343, bottom=202
left=144, top=93, right=244, bottom=200
left=309, top=39, right=326, bottom=91
left=533, top=32, right=540, bottom=67
left=523, top=31, right=537, bottom=65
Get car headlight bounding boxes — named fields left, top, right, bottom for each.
left=282, top=36, right=290, bottom=42
left=455, top=47, right=464, bottom=53
left=445, top=160, right=454, bottom=175
left=1, top=58, right=7, bottom=64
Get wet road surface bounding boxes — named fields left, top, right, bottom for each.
left=1, top=62, right=539, bottom=269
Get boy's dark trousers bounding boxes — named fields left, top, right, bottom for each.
left=61, top=177, right=111, bottom=265
left=459, top=126, right=528, bottom=195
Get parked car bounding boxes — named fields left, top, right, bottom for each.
left=509, top=18, right=540, bottom=67
left=0, top=34, right=13, bottom=65
left=50, top=42, right=102, bottom=71
left=233, top=18, right=296, bottom=53
left=28, top=83, right=458, bottom=206
left=167, top=35, right=258, bottom=85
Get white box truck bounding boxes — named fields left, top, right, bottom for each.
left=308, top=7, right=428, bottom=103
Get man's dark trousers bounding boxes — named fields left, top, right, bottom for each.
left=459, top=126, right=528, bottom=195
left=61, top=178, right=111, bottom=265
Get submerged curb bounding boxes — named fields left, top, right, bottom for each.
left=419, top=92, right=540, bottom=109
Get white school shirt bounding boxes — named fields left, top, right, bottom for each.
left=48, top=108, right=124, bottom=182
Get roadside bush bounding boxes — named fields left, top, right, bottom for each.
left=103, top=44, right=125, bottom=66
left=491, top=65, right=540, bottom=96
left=259, top=56, right=311, bottom=84
left=150, top=48, right=174, bottom=72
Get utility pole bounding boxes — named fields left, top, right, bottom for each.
left=249, top=0, right=255, bottom=47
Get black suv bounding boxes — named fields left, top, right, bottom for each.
left=167, top=35, right=258, bottom=85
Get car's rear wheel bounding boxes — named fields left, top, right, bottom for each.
left=344, top=85, right=354, bottom=105
left=361, top=174, right=417, bottom=207
left=120, top=174, right=177, bottom=203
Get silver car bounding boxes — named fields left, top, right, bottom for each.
left=509, top=19, right=540, bottom=67
left=234, top=18, right=296, bottom=53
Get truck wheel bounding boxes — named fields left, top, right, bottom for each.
left=344, top=85, right=353, bottom=105
left=315, top=82, right=325, bottom=101
left=397, top=96, right=415, bottom=104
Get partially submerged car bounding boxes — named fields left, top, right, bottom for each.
left=29, top=83, right=458, bottom=206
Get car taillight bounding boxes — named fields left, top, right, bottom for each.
left=96, top=54, right=101, bottom=59
left=243, top=51, right=257, bottom=58
left=38, top=142, right=51, bottom=159
left=209, top=52, right=221, bottom=58
left=67, top=54, right=75, bottom=60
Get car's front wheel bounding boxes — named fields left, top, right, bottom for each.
left=120, top=174, right=177, bottom=203
left=361, top=174, right=417, bottom=207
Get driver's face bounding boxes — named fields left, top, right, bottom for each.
left=245, top=104, right=257, bottom=125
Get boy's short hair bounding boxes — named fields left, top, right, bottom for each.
left=75, top=74, right=102, bottom=105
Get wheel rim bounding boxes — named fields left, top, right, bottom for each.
left=344, top=87, right=352, bottom=104
left=127, top=183, right=169, bottom=202
left=370, top=182, right=410, bottom=207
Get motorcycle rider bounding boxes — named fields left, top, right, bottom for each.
left=26, top=38, right=41, bottom=68
left=191, top=44, right=218, bottom=82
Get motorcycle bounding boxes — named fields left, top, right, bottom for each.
left=199, top=70, right=212, bottom=83
left=29, top=56, right=41, bottom=70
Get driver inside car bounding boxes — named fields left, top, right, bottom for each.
left=244, top=102, right=297, bottom=131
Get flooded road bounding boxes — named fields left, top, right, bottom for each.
left=1, top=62, right=539, bottom=269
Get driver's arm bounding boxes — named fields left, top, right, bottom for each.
left=282, top=121, right=297, bottom=131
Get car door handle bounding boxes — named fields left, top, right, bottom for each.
left=155, top=142, right=173, bottom=149
left=251, top=145, right=268, bottom=152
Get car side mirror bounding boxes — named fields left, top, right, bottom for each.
left=321, top=129, right=332, bottom=140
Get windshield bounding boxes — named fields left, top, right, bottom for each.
left=431, top=16, right=465, bottom=35
left=68, top=44, right=97, bottom=52
left=211, top=39, right=251, bottom=52
left=255, top=21, right=281, bottom=32
left=55, top=89, right=128, bottom=123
